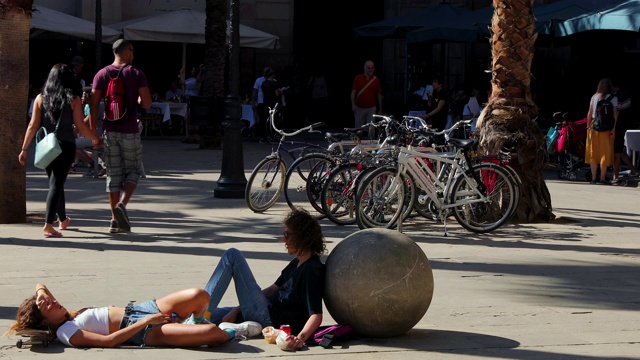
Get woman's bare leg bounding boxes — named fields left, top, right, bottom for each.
left=155, top=288, right=210, bottom=319
left=600, top=164, right=608, bottom=182
left=145, top=323, right=229, bottom=347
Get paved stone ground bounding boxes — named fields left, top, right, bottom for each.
left=1, top=136, right=639, bottom=360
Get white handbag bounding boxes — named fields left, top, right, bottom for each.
left=33, top=109, right=63, bottom=170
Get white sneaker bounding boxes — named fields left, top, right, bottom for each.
left=218, top=321, right=262, bottom=339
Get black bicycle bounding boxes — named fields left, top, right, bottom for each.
left=245, top=104, right=327, bottom=212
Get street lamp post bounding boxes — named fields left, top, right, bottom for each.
left=214, top=0, right=246, bottom=198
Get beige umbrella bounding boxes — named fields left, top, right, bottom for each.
left=30, top=5, right=121, bottom=43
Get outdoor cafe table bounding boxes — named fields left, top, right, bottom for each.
left=625, top=129, right=640, bottom=168
left=151, top=101, right=188, bottom=122
left=241, top=104, right=257, bottom=128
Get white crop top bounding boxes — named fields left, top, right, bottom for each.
left=56, top=307, right=110, bottom=346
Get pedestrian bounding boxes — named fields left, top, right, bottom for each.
left=420, top=76, right=451, bottom=131
left=180, top=64, right=205, bottom=143
left=182, top=64, right=205, bottom=100
left=203, top=208, right=326, bottom=350
left=252, top=66, right=273, bottom=142
left=611, top=78, right=639, bottom=183
left=585, top=77, right=617, bottom=184
left=70, top=55, right=85, bottom=88
left=260, top=68, right=282, bottom=141
left=5, top=283, right=261, bottom=348
left=18, top=63, right=102, bottom=238
left=351, top=60, right=382, bottom=130
left=89, top=39, right=152, bottom=233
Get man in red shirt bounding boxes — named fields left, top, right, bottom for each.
left=351, top=60, right=382, bottom=131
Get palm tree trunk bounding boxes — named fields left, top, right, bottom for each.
left=0, top=0, right=33, bottom=224
left=200, top=0, right=228, bottom=148
left=203, top=0, right=227, bottom=99
left=475, top=0, right=554, bottom=222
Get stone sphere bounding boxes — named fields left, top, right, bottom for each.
left=324, top=228, right=434, bottom=338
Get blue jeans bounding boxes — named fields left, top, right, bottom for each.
left=204, top=248, right=272, bottom=327
left=119, top=299, right=160, bottom=347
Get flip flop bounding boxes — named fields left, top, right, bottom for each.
left=44, top=231, right=63, bottom=238
left=59, top=216, right=71, bottom=231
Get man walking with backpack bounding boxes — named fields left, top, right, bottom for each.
left=90, top=39, right=152, bottom=233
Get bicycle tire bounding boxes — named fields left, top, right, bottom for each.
left=321, top=163, right=361, bottom=225
left=355, top=166, right=415, bottom=230
left=477, top=158, right=522, bottom=221
left=245, top=156, right=286, bottom=212
left=449, top=163, right=517, bottom=233
left=498, top=163, right=522, bottom=220
left=305, top=158, right=335, bottom=214
left=283, top=153, right=335, bottom=214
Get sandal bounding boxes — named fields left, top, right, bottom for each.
left=44, top=231, right=63, bottom=238
left=59, top=216, right=71, bottom=231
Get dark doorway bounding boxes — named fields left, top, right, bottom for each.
left=292, top=0, right=384, bottom=129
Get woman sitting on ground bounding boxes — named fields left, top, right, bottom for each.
left=5, top=284, right=261, bottom=348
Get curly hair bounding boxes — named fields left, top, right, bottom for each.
left=284, top=209, right=326, bottom=257
left=3, top=296, right=45, bottom=335
left=41, top=63, right=81, bottom=125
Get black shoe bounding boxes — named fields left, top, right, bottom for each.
left=109, top=219, right=120, bottom=233
left=114, top=202, right=131, bottom=231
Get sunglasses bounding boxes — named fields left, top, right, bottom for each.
left=283, top=230, right=290, bottom=239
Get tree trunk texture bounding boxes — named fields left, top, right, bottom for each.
left=94, top=0, right=102, bottom=73
left=200, top=0, right=227, bottom=149
left=0, top=0, right=33, bottom=224
left=203, top=0, right=227, bottom=99
left=475, top=0, right=554, bottom=223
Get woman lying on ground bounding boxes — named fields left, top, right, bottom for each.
left=5, top=284, right=261, bottom=348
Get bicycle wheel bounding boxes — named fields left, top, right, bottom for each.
left=245, top=156, right=286, bottom=212
left=478, top=158, right=522, bottom=221
left=321, top=163, right=361, bottom=225
left=306, top=158, right=335, bottom=214
left=355, top=166, right=414, bottom=230
left=449, top=163, right=517, bottom=233
left=497, top=163, right=522, bottom=220
left=284, top=153, right=335, bottom=214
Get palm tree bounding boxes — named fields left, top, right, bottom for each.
left=203, top=0, right=227, bottom=99
left=475, top=0, right=553, bottom=222
left=0, top=0, right=33, bottom=224
left=199, top=0, right=228, bottom=148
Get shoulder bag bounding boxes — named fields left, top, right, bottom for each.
left=355, top=76, right=377, bottom=104
left=34, top=108, right=64, bottom=170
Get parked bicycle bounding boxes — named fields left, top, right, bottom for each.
left=284, top=123, right=379, bottom=215
left=245, top=104, right=327, bottom=212
left=355, top=119, right=520, bottom=235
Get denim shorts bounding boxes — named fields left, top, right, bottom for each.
left=119, top=299, right=159, bottom=347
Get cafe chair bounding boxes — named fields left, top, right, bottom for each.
left=139, top=106, right=164, bottom=137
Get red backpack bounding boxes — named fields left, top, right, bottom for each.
left=104, top=66, right=128, bottom=122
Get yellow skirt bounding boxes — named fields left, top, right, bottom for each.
left=584, top=128, right=614, bottom=166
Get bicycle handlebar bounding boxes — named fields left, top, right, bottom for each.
left=269, top=103, right=325, bottom=137
left=403, top=116, right=472, bottom=138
